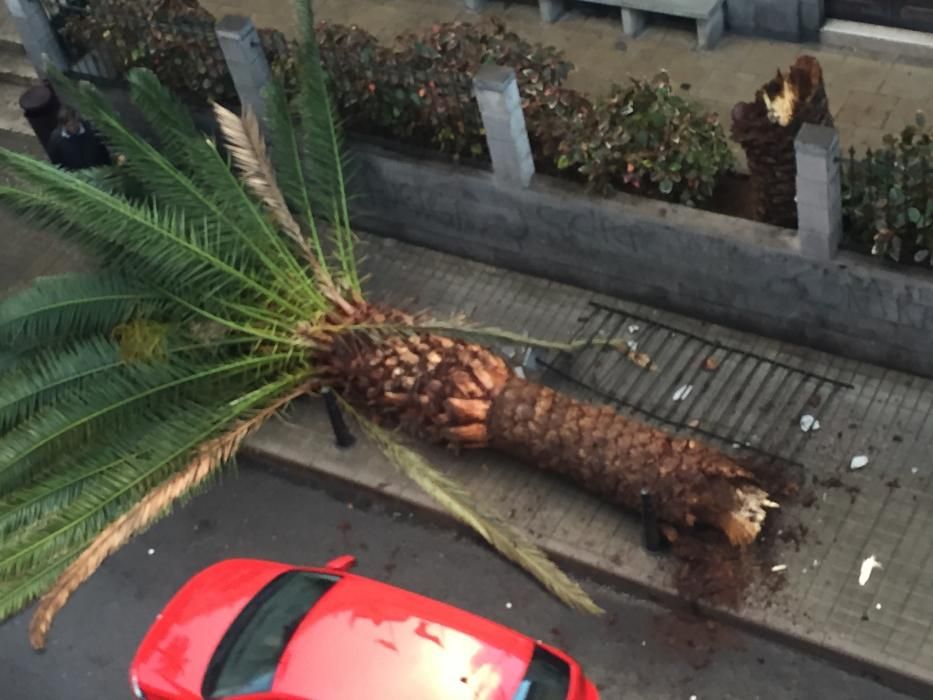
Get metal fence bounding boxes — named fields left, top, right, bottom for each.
left=38, top=0, right=236, bottom=105
left=539, top=301, right=852, bottom=476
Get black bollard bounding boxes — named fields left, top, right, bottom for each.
left=640, top=488, right=662, bottom=552
left=322, top=388, right=355, bottom=448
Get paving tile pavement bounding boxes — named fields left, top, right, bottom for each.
left=200, top=0, right=933, bottom=156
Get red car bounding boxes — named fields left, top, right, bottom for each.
left=129, top=556, right=600, bottom=700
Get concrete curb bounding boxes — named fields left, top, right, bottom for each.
left=243, top=398, right=930, bottom=699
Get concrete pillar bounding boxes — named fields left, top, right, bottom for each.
left=4, top=0, right=67, bottom=77
left=795, top=124, right=843, bottom=261
left=473, top=64, right=535, bottom=188
left=216, top=15, right=270, bottom=119
left=621, top=9, right=648, bottom=38
left=800, top=0, right=825, bottom=42
left=539, top=0, right=565, bottom=23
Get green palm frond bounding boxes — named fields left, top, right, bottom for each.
left=0, top=153, right=303, bottom=320
left=292, top=0, right=359, bottom=293
left=0, top=332, right=260, bottom=433
left=48, top=68, right=317, bottom=307
left=0, top=336, right=122, bottom=432
left=0, top=272, right=168, bottom=352
left=0, top=374, right=308, bottom=622
left=0, top=0, right=598, bottom=639
left=0, top=350, right=299, bottom=492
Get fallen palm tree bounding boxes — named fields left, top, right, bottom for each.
left=0, top=0, right=776, bottom=648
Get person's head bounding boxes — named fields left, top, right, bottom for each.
left=58, top=107, right=80, bottom=135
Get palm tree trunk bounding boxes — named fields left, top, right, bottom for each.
left=731, top=55, right=834, bottom=228
left=325, top=327, right=775, bottom=546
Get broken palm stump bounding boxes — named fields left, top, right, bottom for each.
left=731, top=56, right=834, bottom=228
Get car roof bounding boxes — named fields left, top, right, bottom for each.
left=132, top=560, right=535, bottom=700
left=272, top=570, right=534, bottom=700
left=131, top=559, right=293, bottom=697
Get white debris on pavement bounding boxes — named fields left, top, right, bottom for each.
left=911, top=467, right=919, bottom=474
left=859, top=555, right=883, bottom=586
left=147, top=548, right=155, bottom=555
left=799, top=415, right=820, bottom=432
left=626, top=339, right=638, bottom=351
left=628, top=324, right=640, bottom=333
left=672, top=384, right=693, bottom=401
left=506, top=602, right=513, bottom=609
left=850, top=455, right=869, bottom=470
left=876, top=603, right=882, bottom=610
left=771, top=564, right=788, bottom=572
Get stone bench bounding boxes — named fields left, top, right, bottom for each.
left=619, top=0, right=724, bottom=49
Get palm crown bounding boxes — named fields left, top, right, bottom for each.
left=0, top=0, right=775, bottom=650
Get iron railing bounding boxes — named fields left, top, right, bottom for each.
left=539, top=301, right=852, bottom=473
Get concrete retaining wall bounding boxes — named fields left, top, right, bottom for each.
left=352, top=143, right=933, bottom=378
left=726, top=0, right=824, bottom=42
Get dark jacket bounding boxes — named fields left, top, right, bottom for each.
left=47, top=121, right=112, bottom=171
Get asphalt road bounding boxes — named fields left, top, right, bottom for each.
left=0, top=462, right=915, bottom=700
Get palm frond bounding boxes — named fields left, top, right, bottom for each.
left=124, top=68, right=322, bottom=308
left=0, top=272, right=168, bottom=352
left=263, top=77, right=318, bottom=231
left=0, top=350, right=298, bottom=492
left=350, top=404, right=603, bottom=616
left=27, top=379, right=310, bottom=649
left=47, top=68, right=316, bottom=310
left=0, top=151, right=304, bottom=319
left=0, top=336, right=121, bottom=431
left=214, top=102, right=357, bottom=315
left=293, top=0, right=360, bottom=294
left=0, top=333, right=258, bottom=433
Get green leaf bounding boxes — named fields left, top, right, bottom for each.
left=908, top=207, right=922, bottom=224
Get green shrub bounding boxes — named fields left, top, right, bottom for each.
left=843, top=113, right=933, bottom=264
left=553, top=73, right=735, bottom=205
left=310, top=18, right=574, bottom=161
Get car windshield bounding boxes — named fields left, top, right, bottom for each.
left=511, top=646, right=571, bottom=700
left=202, top=570, right=337, bottom=698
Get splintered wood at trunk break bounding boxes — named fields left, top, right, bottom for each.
left=325, top=320, right=778, bottom=546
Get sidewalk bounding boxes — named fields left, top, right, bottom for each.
left=261, top=233, right=933, bottom=696
left=204, top=0, right=933, bottom=156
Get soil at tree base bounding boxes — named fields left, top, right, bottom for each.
left=668, top=452, right=803, bottom=610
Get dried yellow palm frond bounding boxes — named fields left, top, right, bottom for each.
left=212, top=103, right=353, bottom=315
left=349, top=402, right=604, bottom=616
left=27, top=384, right=309, bottom=650
left=213, top=102, right=304, bottom=244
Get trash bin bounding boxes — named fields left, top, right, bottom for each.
left=19, top=82, right=61, bottom=156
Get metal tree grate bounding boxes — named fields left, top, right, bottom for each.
left=538, top=301, right=853, bottom=468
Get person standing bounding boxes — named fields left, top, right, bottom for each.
left=46, top=107, right=112, bottom=171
